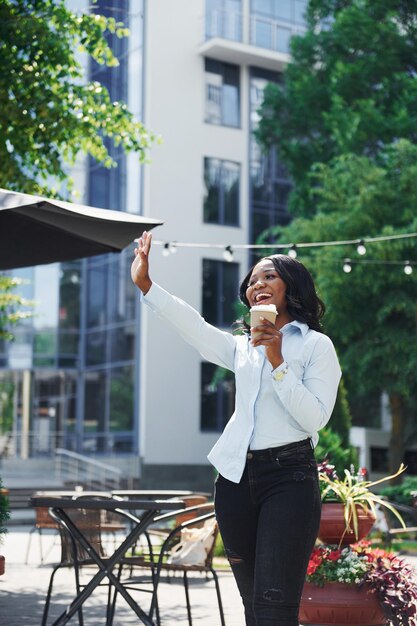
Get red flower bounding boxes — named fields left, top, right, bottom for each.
left=307, top=550, right=323, bottom=575
left=307, top=555, right=322, bottom=575
left=328, top=550, right=342, bottom=561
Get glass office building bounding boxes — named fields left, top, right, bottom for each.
left=0, top=0, right=141, bottom=457
left=0, top=0, right=307, bottom=480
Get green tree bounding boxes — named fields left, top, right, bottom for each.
left=257, top=0, right=417, bottom=217
left=256, top=0, right=417, bottom=475
left=0, top=0, right=154, bottom=196
left=330, top=377, right=353, bottom=450
left=315, top=428, right=358, bottom=477
left=0, top=476, right=9, bottom=539
left=274, top=141, right=417, bottom=474
left=0, top=275, right=33, bottom=434
left=0, top=275, right=33, bottom=341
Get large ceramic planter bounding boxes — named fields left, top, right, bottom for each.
left=0, top=555, right=4, bottom=576
left=300, top=582, right=386, bottom=625
left=318, top=503, right=376, bottom=545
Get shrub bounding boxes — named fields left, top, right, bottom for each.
left=380, top=476, right=417, bottom=507
left=315, top=428, right=358, bottom=476
left=0, top=477, right=9, bottom=541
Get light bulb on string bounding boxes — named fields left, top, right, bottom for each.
left=288, top=245, right=297, bottom=259
left=343, top=259, right=352, bottom=273
left=223, top=246, right=234, bottom=262
left=170, top=242, right=177, bottom=254
left=404, top=261, right=413, bottom=275
left=162, top=242, right=170, bottom=257
left=357, top=240, right=367, bottom=255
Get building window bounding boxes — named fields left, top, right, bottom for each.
left=404, top=451, right=417, bottom=476
left=205, top=58, right=240, bottom=127
left=204, top=158, right=240, bottom=226
left=201, top=363, right=235, bottom=432
left=206, top=0, right=242, bottom=41
left=251, top=0, right=307, bottom=53
left=250, top=69, right=292, bottom=251
left=370, top=447, right=389, bottom=473
left=202, top=259, right=239, bottom=327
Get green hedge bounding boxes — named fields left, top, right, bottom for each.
left=380, top=476, right=417, bottom=507
left=315, top=428, right=358, bottom=477
left=0, top=477, right=10, bottom=540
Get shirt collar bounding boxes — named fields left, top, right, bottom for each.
left=281, top=320, right=309, bottom=337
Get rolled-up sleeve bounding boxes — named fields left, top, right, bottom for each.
left=271, top=334, right=341, bottom=432
left=142, top=283, right=236, bottom=372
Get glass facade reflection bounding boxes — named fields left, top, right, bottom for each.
left=250, top=68, right=292, bottom=254
left=202, top=259, right=240, bottom=328
left=204, top=157, right=240, bottom=226
left=205, top=0, right=242, bottom=41
left=0, top=0, right=141, bottom=457
left=205, top=0, right=307, bottom=53
left=205, top=58, right=241, bottom=128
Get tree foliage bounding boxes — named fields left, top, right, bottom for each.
left=329, top=377, right=353, bottom=449
left=268, top=140, right=417, bottom=472
left=0, top=476, right=9, bottom=539
left=283, top=141, right=417, bottom=398
left=0, top=0, right=154, bottom=196
left=0, top=275, right=33, bottom=341
left=256, top=0, right=417, bottom=473
left=257, top=0, right=417, bottom=217
left=315, top=428, right=358, bottom=477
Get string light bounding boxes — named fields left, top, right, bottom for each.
left=404, top=261, right=413, bottom=275
left=150, top=234, right=417, bottom=273
left=223, top=246, right=234, bottom=262
left=343, top=259, right=352, bottom=273
left=288, top=245, right=298, bottom=259
left=357, top=240, right=367, bottom=255
left=150, top=229, right=417, bottom=253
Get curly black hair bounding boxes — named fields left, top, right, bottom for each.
left=238, top=254, right=325, bottom=333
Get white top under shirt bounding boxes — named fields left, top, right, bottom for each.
left=142, top=282, right=342, bottom=484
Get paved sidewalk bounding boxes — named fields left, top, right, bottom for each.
left=3, top=526, right=417, bottom=625
left=0, top=526, right=244, bottom=625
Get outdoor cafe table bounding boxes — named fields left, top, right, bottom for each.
left=30, top=495, right=185, bottom=626
left=112, top=489, right=211, bottom=499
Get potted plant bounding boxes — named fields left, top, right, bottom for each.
left=300, top=542, right=417, bottom=626
left=0, top=476, right=10, bottom=575
left=318, top=461, right=407, bottom=546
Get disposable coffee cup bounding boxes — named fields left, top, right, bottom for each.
left=250, top=304, right=277, bottom=340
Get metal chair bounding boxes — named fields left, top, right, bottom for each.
left=25, top=505, right=60, bottom=565
left=41, top=504, right=112, bottom=626
left=381, top=500, right=417, bottom=548
left=113, top=502, right=226, bottom=626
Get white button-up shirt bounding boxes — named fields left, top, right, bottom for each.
left=142, top=282, right=342, bottom=483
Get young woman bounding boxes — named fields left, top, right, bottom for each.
left=131, top=231, right=341, bottom=626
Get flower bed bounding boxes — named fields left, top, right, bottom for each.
left=305, top=542, right=417, bottom=626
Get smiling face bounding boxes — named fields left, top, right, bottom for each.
left=245, top=259, right=289, bottom=316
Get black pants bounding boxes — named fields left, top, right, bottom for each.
left=214, top=438, right=321, bottom=626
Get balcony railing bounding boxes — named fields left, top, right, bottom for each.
left=55, top=448, right=123, bottom=491
left=0, top=430, right=135, bottom=459
left=0, top=430, right=66, bottom=459
left=205, top=8, right=306, bottom=55
left=206, top=8, right=243, bottom=42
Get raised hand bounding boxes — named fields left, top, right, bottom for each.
left=131, top=231, right=153, bottom=294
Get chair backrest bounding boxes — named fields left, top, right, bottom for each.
left=162, top=506, right=218, bottom=569
left=382, top=500, right=417, bottom=530
left=49, top=506, right=107, bottom=565
left=35, top=506, right=59, bottom=530
left=174, top=495, right=208, bottom=526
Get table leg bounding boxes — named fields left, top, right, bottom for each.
left=50, top=508, right=158, bottom=626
